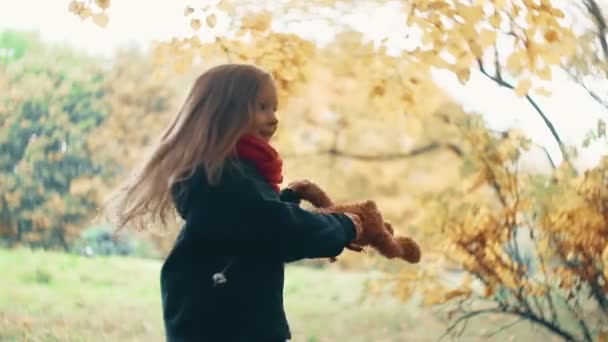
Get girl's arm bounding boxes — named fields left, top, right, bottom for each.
left=193, top=174, right=358, bottom=262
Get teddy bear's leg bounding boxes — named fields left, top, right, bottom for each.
left=395, top=236, right=421, bottom=263
left=369, top=232, right=407, bottom=259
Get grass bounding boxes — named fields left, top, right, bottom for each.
left=1, top=247, right=563, bottom=342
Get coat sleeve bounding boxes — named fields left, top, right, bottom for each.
left=191, top=172, right=357, bottom=262
left=278, top=188, right=302, bottom=205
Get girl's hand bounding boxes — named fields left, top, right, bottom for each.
left=344, top=213, right=364, bottom=252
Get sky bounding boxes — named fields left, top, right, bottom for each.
left=1, top=0, right=607, bottom=171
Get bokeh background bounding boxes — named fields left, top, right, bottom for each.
left=1, top=0, right=608, bottom=341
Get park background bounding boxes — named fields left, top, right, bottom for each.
left=1, top=0, right=608, bottom=341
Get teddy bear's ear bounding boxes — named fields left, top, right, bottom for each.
left=384, top=222, right=394, bottom=236
left=363, top=200, right=376, bottom=208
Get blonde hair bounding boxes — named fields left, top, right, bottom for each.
left=105, top=63, right=272, bottom=231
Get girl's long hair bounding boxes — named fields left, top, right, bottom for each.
left=105, top=63, right=271, bottom=231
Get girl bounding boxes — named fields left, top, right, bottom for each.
left=108, top=63, right=363, bottom=342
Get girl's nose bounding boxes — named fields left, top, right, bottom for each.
left=268, top=115, right=278, bottom=126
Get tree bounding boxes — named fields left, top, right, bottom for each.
left=562, top=0, right=608, bottom=148
left=0, top=30, right=41, bottom=64
left=87, top=47, right=181, bottom=253
left=0, top=32, right=107, bottom=249
left=0, top=37, right=179, bottom=252
left=386, top=117, right=608, bottom=341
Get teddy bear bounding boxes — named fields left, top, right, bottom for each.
left=287, top=181, right=421, bottom=264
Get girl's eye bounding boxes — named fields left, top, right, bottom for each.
left=260, top=104, right=267, bottom=110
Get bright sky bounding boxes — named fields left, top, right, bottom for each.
left=1, top=0, right=607, bottom=171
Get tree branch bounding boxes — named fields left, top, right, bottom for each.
left=524, top=214, right=560, bottom=325
left=584, top=0, right=608, bottom=62
left=442, top=305, right=579, bottom=342
left=281, top=141, right=463, bottom=160
left=440, top=308, right=501, bottom=341
left=564, top=67, right=608, bottom=112
left=476, top=58, right=569, bottom=166
left=215, top=37, right=233, bottom=63
left=486, top=127, right=556, bottom=169
left=574, top=295, right=594, bottom=342
left=482, top=317, right=524, bottom=338
left=590, top=276, right=608, bottom=315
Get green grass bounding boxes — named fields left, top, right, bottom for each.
left=1, top=248, right=562, bottom=342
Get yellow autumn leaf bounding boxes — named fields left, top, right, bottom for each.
left=542, top=49, right=562, bottom=65
left=544, top=30, right=559, bottom=43
left=478, top=29, right=497, bottom=48
left=489, top=12, right=501, bottom=28
left=469, top=41, right=483, bottom=58
left=242, top=11, right=271, bottom=32
left=70, top=178, right=95, bottom=196
left=92, top=12, right=109, bottom=27
left=206, top=13, right=217, bottom=28
left=506, top=51, right=525, bottom=74
left=424, top=293, right=445, bottom=306
left=537, top=66, right=552, bottom=81
left=79, top=8, right=92, bottom=20
left=68, top=0, right=81, bottom=13
left=443, top=288, right=472, bottom=301
left=514, top=78, right=532, bottom=97
left=456, top=68, right=470, bottom=84
left=184, top=6, right=194, bottom=16
left=428, top=1, right=448, bottom=10
left=537, top=238, right=550, bottom=255
left=4, top=191, right=22, bottom=207
left=534, top=87, right=552, bottom=97
left=494, top=0, right=506, bottom=9
left=94, top=0, right=110, bottom=10
left=458, top=5, right=484, bottom=23
left=172, top=56, right=191, bottom=74
left=550, top=7, right=565, bottom=19
left=191, top=18, right=201, bottom=30
left=484, top=285, right=495, bottom=298
left=218, top=1, right=235, bottom=13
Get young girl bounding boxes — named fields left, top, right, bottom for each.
left=108, top=63, right=363, bottom=342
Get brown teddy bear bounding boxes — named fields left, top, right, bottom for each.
left=288, top=181, right=421, bottom=264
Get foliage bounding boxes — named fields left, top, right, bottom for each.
left=562, top=0, right=608, bottom=144
left=70, top=223, right=161, bottom=259
left=0, top=33, right=107, bottom=249
left=0, top=30, right=42, bottom=64
left=86, top=48, right=182, bottom=254
left=70, top=223, right=132, bottom=257
left=87, top=48, right=179, bottom=175
left=0, top=35, right=178, bottom=251
left=382, top=116, right=608, bottom=341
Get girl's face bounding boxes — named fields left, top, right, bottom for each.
left=247, top=78, right=279, bottom=142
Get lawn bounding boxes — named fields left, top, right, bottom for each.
left=0, top=248, right=560, bottom=341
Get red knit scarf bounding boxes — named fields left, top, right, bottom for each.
left=235, top=134, right=283, bottom=193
